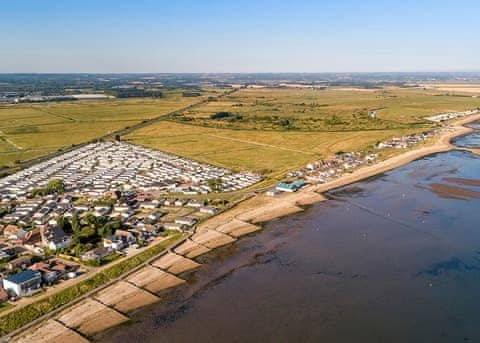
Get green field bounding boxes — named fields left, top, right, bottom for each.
left=122, top=86, right=479, bottom=178
left=1, top=86, right=479, bottom=177
left=0, top=91, right=217, bottom=167
left=172, top=87, right=480, bottom=131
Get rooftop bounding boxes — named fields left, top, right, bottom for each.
left=6, top=269, right=41, bottom=284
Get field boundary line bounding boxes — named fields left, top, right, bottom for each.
left=203, top=133, right=316, bottom=155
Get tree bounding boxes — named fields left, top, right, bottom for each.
left=56, top=216, right=72, bottom=233
left=46, top=179, right=65, bottom=194
left=71, top=215, right=81, bottom=233
left=83, top=213, right=97, bottom=226
left=207, top=178, right=223, bottom=192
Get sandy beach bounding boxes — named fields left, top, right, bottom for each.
left=9, top=113, right=480, bottom=342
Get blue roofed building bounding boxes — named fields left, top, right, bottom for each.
left=2, top=269, right=42, bottom=297
left=275, top=180, right=306, bottom=193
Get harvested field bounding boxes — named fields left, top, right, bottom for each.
left=151, top=252, right=201, bottom=275
left=0, top=94, right=206, bottom=167
left=57, top=299, right=128, bottom=336
left=421, top=83, right=480, bottom=94
left=94, top=281, right=160, bottom=313
left=191, top=229, right=236, bottom=249
left=127, top=266, right=185, bottom=293
left=13, top=319, right=88, bottom=343
left=174, top=239, right=211, bottom=258
left=214, top=219, right=262, bottom=237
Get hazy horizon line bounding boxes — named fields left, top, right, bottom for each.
left=1, top=70, right=480, bottom=75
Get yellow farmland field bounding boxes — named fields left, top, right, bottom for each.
left=0, top=95, right=206, bottom=167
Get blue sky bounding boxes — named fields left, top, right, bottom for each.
left=0, top=0, right=478, bottom=73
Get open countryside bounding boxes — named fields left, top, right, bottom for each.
left=0, top=90, right=219, bottom=168
left=2, top=86, right=480, bottom=177
left=2, top=0, right=480, bottom=341
left=125, top=86, right=480, bottom=177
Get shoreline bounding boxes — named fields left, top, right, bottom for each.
left=8, top=113, right=480, bottom=342
left=312, top=114, right=479, bottom=193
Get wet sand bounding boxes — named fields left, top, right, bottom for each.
left=430, top=183, right=480, bottom=199
left=174, top=238, right=212, bottom=258
left=151, top=252, right=201, bottom=275
left=214, top=219, right=262, bottom=237
left=94, top=281, right=160, bottom=313
left=442, top=177, right=480, bottom=187
left=13, top=319, right=88, bottom=343
left=57, top=299, right=129, bottom=337
left=191, top=229, right=236, bottom=249
left=126, top=266, right=186, bottom=293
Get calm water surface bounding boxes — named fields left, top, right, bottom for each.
left=100, top=136, right=480, bottom=343
left=454, top=121, right=480, bottom=148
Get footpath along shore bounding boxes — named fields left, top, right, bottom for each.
left=8, top=113, right=480, bottom=343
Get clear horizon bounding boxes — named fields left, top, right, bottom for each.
left=1, top=0, right=479, bottom=73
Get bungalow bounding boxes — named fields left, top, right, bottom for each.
left=140, top=224, right=162, bottom=236
left=93, top=207, right=110, bottom=217
left=4, top=225, right=27, bottom=241
left=175, top=217, right=197, bottom=227
left=103, top=237, right=124, bottom=250
left=7, top=256, right=32, bottom=271
left=3, top=269, right=42, bottom=297
left=147, top=211, right=165, bottom=222
left=164, top=222, right=186, bottom=231
left=186, top=199, right=203, bottom=208
left=266, top=188, right=281, bottom=197
left=113, top=204, right=130, bottom=213
left=138, top=201, right=159, bottom=210
left=174, top=199, right=188, bottom=207
left=50, top=262, right=76, bottom=279
left=199, top=206, right=219, bottom=215
left=73, top=205, right=90, bottom=212
left=113, top=229, right=136, bottom=245
left=82, top=247, right=114, bottom=261
left=163, top=199, right=176, bottom=207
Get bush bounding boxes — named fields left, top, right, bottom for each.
left=210, top=112, right=231, bottom=120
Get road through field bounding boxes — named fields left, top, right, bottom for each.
left=0, top=130, right=22, bottom=151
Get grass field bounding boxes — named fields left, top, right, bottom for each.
left=173, top=87, right=480, bottom=131
left=0, top=91, right=216, bottom=167
left=1, top=86, right=478, bottom=176
left=124, top=120, right=426, bottom=178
